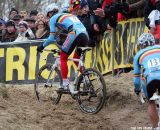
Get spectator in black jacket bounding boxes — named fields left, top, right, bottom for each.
left=1, top=20, right=18, bottom=42
left=87, top=0, right=110, bottom=33
left=78, top=0, right=100, bottom=47
left=87, top=0, right=102, bottom=12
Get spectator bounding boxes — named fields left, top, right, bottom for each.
left=77, top=0, right=100, bottom=47
left=84, top=0, right=110, bottom=33
left=45, top=3, right=59, bottom=22
left=14, top=21, right=29, bottom=42
left=102, top=0, right=127, bottom=21
left=87, top=0, right=102, bottom=12
left=144, top=0, right=157, bottom=28
left=24, top=17, right=36, bottom=38
left=19, top=10, right=28, bottom=20
left=9, top=8, right=18, bottom=20
left=12, top=14, right=22, bottom=27
left=0, top=19, right=6, bottom=42
left=30, top=10, right=39, bottom=20
left=1, top=20, right=18, bottom=42
left=35, top=20, right=49, bottom=39
left=102, top=0, right=112, bottom=10
left=148, top=0, right=160, bottom=44
left=37, top=12, right=46, bottom=22
left=94, top=1, right=129, bottom=28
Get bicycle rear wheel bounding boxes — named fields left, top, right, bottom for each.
left=34, top=63, right=62, bottom=104
left=76, top=68, right=106, bottom=114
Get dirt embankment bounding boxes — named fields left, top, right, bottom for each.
left=0, top=72, right=151, bottom=130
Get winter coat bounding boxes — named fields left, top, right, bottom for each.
left=1, top=29, right=18, bottom=42
left=35, top=28, right=49, bottom=39
left=87, top=0, right=102, bottom=11
left=78, top=13, right=100, bottom=47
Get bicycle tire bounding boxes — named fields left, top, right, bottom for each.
left=34, top=63, right=62, bottom=105
left=76, top=68, right=106, bottom=114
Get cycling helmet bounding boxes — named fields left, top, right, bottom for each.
left=137, top=33, right=155, bottom=49
left=45, top=3, right=59, bottom=16
left=70, top=0, right=81, bottom=11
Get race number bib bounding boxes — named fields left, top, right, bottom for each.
left=147, top=58, right=160, bottom=68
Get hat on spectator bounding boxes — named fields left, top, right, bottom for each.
left=6, top=20, right=15, bottom=27
left=12, top=14, right=22, bottom=21
left=80, top=0, right=88, bottom=8
left=30, top=10, right=39, bottom=17
left=24, top=17, right=36, bottom=23
left=19, top=21, right=28, bottom=29
left=9, top=8, right=18, bottom=15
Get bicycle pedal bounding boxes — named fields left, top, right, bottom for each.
left=56, top=89, right=70, bottom=94
left=45, top=84, right=51, bottom=87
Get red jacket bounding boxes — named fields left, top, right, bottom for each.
left=102, top=0, right=112, bottom=9
left=150, top=0, right=156, bottom=5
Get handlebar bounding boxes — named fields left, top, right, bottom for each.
left=43, top=48, right=60, bottom=55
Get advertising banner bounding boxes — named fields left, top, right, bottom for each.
left=0, top=18, right=148, bottom=83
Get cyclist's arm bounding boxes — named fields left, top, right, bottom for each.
left=43, top=16, right=57, bottom=48
left=133, top=54, right=141, bottom=91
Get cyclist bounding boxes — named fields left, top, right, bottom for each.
left=134, top=33, right=160, bottom=129
left=37, top=1, right=89, bottom=94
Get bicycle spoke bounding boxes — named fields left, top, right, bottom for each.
left=76, top=68, right=106, bottom=114
left=34, top=64, right=62, bottom=104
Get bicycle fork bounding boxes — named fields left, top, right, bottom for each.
left=45, top=58, right=60, bottom=88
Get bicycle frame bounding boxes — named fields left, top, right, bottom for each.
left=43, top=49, right=86, bottom=88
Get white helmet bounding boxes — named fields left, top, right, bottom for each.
left=45, top=3, right=59, bottom=15
left=137, top=33, right=155, bottom=49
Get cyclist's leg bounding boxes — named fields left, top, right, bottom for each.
left=60, top=51, right=69, bottom=88
left=73, top=33, right=89, bottom=72
left=60, top=31, right=77, bottom=91
left=146, top=79, right=160, bottom=128
left=148, top=101, right=159, bottom=128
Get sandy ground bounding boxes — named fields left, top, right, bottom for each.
left=0, top=71, right=152, bottom=130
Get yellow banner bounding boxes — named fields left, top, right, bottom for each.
left=0, top=18, right=148, bottom=83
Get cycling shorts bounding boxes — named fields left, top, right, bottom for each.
left=61, top=32, right=89, bottom=55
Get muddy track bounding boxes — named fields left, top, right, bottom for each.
left=0, top=72, right=151, bottom=130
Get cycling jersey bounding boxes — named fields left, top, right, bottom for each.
left=42, top=13, right=89, bottom=54
left=41, top=13, right=89, bottom=80
left=134, top=45, right=160, bottom=98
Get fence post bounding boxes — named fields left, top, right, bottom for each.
left=112, top=27, right=116, bottom=76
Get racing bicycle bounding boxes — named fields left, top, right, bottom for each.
left=34, top=47, right=106, bottom=114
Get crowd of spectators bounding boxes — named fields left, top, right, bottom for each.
left=0, top=3, right=58, bottom=43
left=0, top=0, right=147, bottom=46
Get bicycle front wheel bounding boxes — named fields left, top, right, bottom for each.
left=34, top=63, right=62, bottom=104
left=76, top=68, right=106, bottom=114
